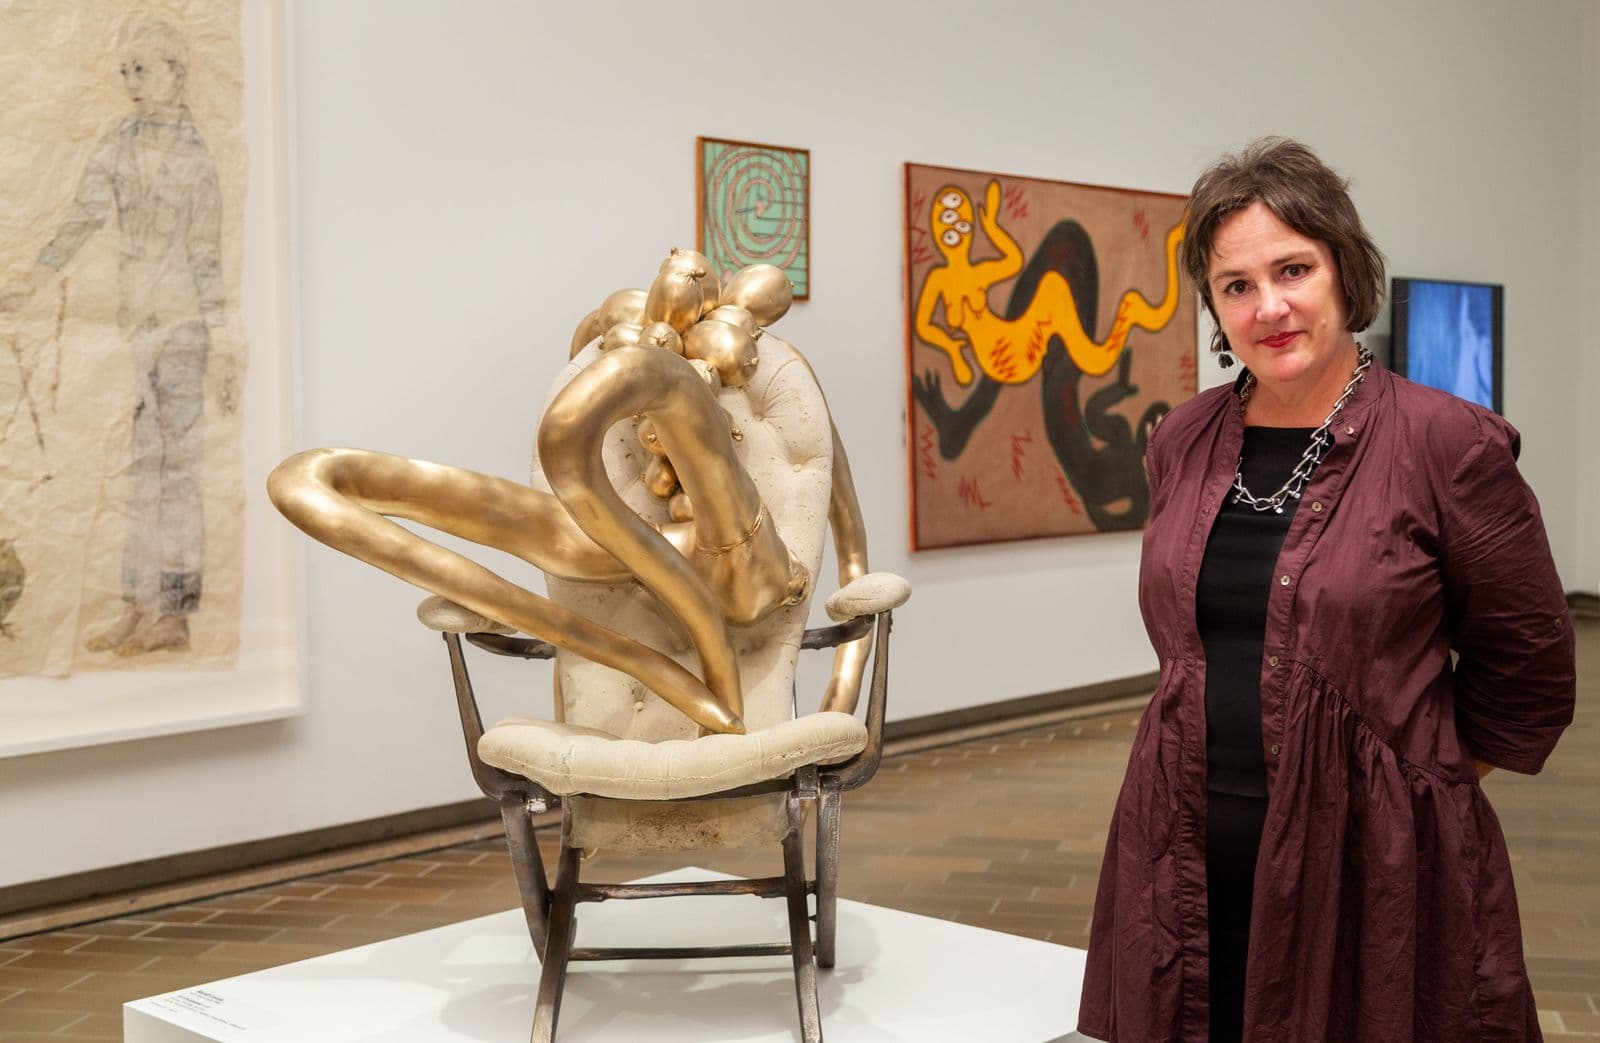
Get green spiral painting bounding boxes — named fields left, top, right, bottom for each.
left=697, top=137, right=810, bottom=299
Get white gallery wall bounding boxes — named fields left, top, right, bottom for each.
left=2, top=0, right=1594, bottom=886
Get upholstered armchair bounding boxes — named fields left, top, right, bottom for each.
left=413, top=332, right=907, bottom=1042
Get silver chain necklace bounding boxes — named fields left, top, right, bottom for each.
left=1230, top=344, right=1372, bottom=514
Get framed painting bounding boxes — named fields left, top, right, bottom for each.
left=697, top=136, right=810, bottom=299
left=903, top=162, right=1197, bottom=549
left=1391, top=277, right=1503, bottom=414
left=0, top=0, right=300, bottom=755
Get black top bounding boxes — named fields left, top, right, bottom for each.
left=1196, top=427, right=1315, bottom=798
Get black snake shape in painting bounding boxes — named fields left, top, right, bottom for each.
left=911, top=220, right=1170, bottom=532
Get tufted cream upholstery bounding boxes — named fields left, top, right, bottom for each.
left=476, top=334, right=857, bottom=850
left=478, top=712, right=867, bottom=799
left=566, top=794, right=792, bottom=853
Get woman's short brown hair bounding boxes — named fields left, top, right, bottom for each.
left=1182, top=137, right=1386, bottom=355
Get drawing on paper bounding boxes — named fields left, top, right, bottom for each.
left=0, top=5, right=246, bottom=675
left=0, top=539, right=24, bottom=639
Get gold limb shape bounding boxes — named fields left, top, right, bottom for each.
left=267, top=447, right=745, bottom=735
left=820, top=421, right=872, bottom=713
left=537, top=347, right=809, bottom=720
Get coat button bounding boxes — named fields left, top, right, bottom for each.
left=1345, top=425, right=1355, bottom=436
left=1269, top=655, right=1280, bottom=667
left=1311, top=501, right=1323, bottom=512
left=1279, top=574, right=1291, bottom=586
left=1270, top=743, right=1281, bottom=755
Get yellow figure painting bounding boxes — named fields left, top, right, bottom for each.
left=914, top=180, right=1184, bottom=386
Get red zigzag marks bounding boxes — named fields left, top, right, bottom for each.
left=1010, top=431, right=1033, bottom=480
left=1003, top=183, right=1030, bottom=220
left=958, top=475, right=993, bottom=510
left=1055, top=472, right=1084, bottom=515
left=918, top=425, right=938, bottom=480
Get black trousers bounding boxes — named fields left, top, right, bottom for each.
left=1206, top=789, right=1269, bottom=1043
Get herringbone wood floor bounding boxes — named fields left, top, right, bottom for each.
left=1, top=620, right=1594, bottom=1040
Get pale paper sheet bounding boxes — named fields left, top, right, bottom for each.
left=0, top=1, right=245, bottom=677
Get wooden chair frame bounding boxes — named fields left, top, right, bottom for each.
left=440, top=610, right=894, bottom=1043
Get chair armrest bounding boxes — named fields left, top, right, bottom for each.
left=417, top=595, right=516, bottom=635
left=466, top=633, right=558, bottom=660
left=824, top=572, right=911, bottom=623
left=415, top=597, right=554, bottom=658
left=801, top=616, right=873, bottom=650
left=822, top=611, right=894, bottom=792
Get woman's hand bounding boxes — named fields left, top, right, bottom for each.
left=1473, top=757, right=1495, bottom=780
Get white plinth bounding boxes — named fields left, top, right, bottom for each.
left=125, top=868, right=1089, bottom=1042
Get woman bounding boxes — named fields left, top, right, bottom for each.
left=1076, top=138, right=1575, bottom=1042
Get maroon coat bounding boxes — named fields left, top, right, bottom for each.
left=1077, top=362, right=1575, bottom=1042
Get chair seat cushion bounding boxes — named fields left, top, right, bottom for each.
left=478, top=711, right=868, bottom=799
left=566, top=794, right=791, bottom=852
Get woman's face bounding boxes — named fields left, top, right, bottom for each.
left=1206, top=200, right=1355, bottom=397
left=119, top=46, right=184, bottom=113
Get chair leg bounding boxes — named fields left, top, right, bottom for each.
left=782, top=803, right=824, bottom=1043
left=531, top=842, right=580, bottom=1043
left=813, top=784, right=841, bottom=969
left=500, top=792, right=552, bottom=957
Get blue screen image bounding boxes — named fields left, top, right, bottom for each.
left=1404, top=281, right=1495, bottom=409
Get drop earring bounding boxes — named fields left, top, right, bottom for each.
left=1216, top=348, right=1236, bottom=369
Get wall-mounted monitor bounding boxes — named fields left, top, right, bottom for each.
left=1391, top=277, right=1503, bottom=414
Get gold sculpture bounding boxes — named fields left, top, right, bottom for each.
left=268, top=252, right=872, bottom=734
left=270, top=248, right=912, bottom=1043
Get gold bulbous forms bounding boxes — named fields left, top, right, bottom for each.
left=637, top=417, right=666, bottom=454
left=706, top=304, right=761, bottom=340
left=686, top=357, right=720, bottom=390
left=570, top=309, right=602, bottom=358
left=270, top=247, right=876, bottom=738
left=659, top=246, right=722, bottom=317
left=644, top=454, right=679, bottom=498
left=659, top=246, right=714, bottom=276
left=601, top=322, right=644, bottom=351
left=644, top=268, right=704, bottom=333
left=638, top=320, right=684, bottom=354
left=722, top=263, right=793, bottom=325
left=683, top=319, right=759, bottom=387
left=598, top=287, right=648, bottom=330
